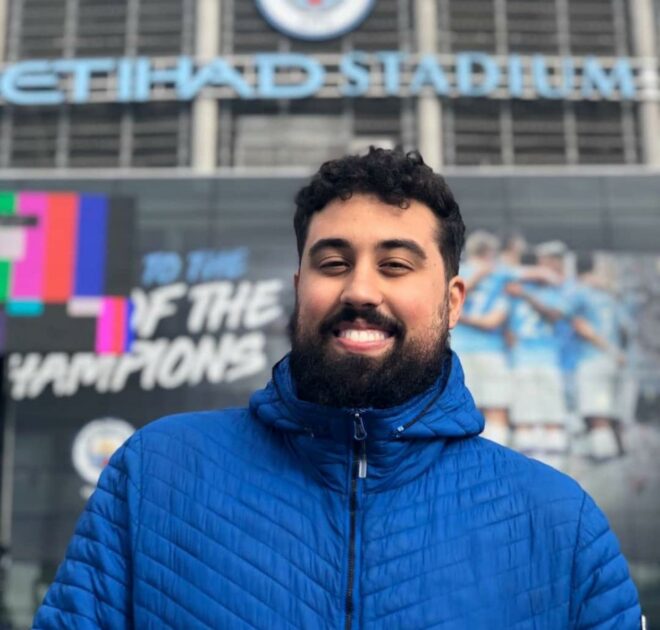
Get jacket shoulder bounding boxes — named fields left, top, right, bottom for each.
left=134, top=405, right=289, bottom=478
left=137, top=406, right=253, bottom=446
left=141, top=406, right=251, bottom=434
left=455, top=436, right=586, bottom=512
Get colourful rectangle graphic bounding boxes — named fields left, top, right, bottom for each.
left=0, top=190, right=135, bottom=353
left=0, top=192, right=16, bottom=302
left=6, top=301, right=44, bottom=317
left=74, top=195, right=108, bottom=297
left=0, top=226, right=26, bottom=261
left=11, top=193, right=48, bottom=299
left=44, top=193, right=79, bottom=303
left=96, top=297, right=131, bottom=355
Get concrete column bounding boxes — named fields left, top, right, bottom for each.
left=414, top=0, right=443, bottom=170
left=0, top=0, right=8, bottom=62
left=631, top=0, right=660, bottom=166
left=192, top=0, right=220, bottom=172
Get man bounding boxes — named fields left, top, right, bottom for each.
left=34, top=149, right=640, bottom=629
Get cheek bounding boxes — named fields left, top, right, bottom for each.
left=392, top=285, right=445, bottom=332
left=296, top=279, right=338, bottom=323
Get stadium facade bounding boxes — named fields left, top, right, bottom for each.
left=0, top=0, right=657, bottom=172
left=2, top=1, right=660, bottom=626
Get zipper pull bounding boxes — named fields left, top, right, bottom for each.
left=353, top=412, right=367, bottom=441
left=353, top=412, right=368, bottom=479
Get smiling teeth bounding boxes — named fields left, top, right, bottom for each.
left=338, top=329, right=387, bottom=342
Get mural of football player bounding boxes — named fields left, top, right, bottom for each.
left=453, top=231, right=513, bottom=445
left=572, top=257, right=630, bottom=462
left=506, top=241, right=570, bottom=469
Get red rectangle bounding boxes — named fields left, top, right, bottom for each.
left=111, top=298, right=127, bottom=355
left=43, top=193, right=79, bottom=303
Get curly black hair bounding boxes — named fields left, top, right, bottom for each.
left=293, top=147, right=465, bottom=278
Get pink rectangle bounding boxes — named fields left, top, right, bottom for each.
left=95, top=297, right=115, bottom=354
left=11, top=193, right=48, bottom=299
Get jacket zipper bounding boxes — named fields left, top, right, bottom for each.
left=345, top=411, right=367, bottom=630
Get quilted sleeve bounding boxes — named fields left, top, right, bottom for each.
left=32, top=432, right=142, bottom=630
left=571, top=492, right=641, bottom=629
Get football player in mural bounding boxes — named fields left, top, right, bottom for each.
left=506, top=241, right=570, bottom=468
left=572, top=256, right=629, bottom=461
left=33, top=148, right=640, bottom=629
left=451, top=231, right=513, bottom=446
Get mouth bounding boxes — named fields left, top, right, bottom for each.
left=331, top=320, right=395, bottom=354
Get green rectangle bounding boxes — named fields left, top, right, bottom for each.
left=0, top=261, right=10, bottom=302
left=0, top=192, right=15, bottom=300
left=0, top=192, right=16, bottom=214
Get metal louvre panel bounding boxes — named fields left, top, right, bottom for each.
left=132, top=102, right=189, bottom=167
left=13, top=0, right=68, bottom=59
left=452, top=99, right=502, bottom=165
left=512, top=101, right=566, bottom=164
left=354, top=98, right=402, bottom=141
left=506, top=0, right=560, bottom=54
left=230, top=95, right=405, bottom=168
left=350, top=0, right=401, bottom=51
left=220, top=100, right=279, bottom=168
left=10, top=107, right=59, bottom=167
left=445, top=0, right=498, bottom=53
left=69, top=104, right=121, bottom=167
left=568, top=0, right=617, bottom=55
left=76, top=1, right=128, bottom=57
left=234, top=100, right=351, bottom=168
left=630, top=103, right=642, bottom=163
left=230, top=0, right=281, bottom=54
left=575, top=101, right=625, bottom=164
left=137, top=0, right=193, bottom=56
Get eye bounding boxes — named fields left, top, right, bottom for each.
left=380, top=260, right=413, bottom=274
left=318, top=259, right=350, bottom=274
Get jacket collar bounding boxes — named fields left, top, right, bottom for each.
left=249, top=351, right=484, bottom=492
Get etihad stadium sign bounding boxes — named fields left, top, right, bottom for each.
left=0, top=52, right=647, bottom=106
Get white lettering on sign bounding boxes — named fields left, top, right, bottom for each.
left=7, top=278, right=284, bottom=399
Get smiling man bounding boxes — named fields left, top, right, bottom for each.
left=34, top=148, right=640, bottom=629
left=290, top=193, right=462, bottom=411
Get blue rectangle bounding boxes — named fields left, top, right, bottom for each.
left=125, top=298, right=134, bottom=352
left=74, top=195, right=108, bottom=296
left=7, top=301, right=44, bottom=316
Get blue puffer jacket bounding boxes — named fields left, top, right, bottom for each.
left=34, top=353, right=640, bottom=629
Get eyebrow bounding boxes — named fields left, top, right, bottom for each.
left=307, top=237, right=427, bottom=261
left=378, top=239, right=427, bottom=260
left=308, top=238, right=352, bottom=259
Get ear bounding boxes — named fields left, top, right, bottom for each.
left=447, top=275, right=466, bottom=329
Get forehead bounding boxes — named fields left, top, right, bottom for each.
left=304, top=194, right=440, bottom=253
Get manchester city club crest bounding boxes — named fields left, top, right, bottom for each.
left=255, top=0, right=375, bottom=41
left=71, top=417, right=135, bottom=497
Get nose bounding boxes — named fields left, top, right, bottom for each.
left=340, top=263, right=383, bottom=309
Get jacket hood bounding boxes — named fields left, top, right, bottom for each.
left=249, top=351, right=484, bottom=491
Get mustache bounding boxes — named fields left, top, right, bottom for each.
left=318, top=305, right=404, bottom=337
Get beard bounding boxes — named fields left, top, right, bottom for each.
left=288, top=299, right=451, bottom=409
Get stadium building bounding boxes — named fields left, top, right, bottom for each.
left=1, top=1, right=660, bottom=626
left=0, top=0, right=657, bottom=171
